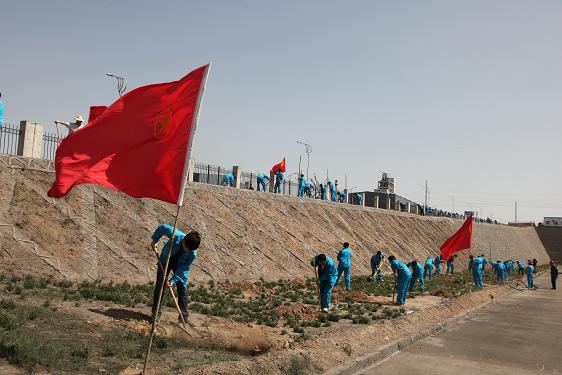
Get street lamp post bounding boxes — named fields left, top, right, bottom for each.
left=296, top=141, right=312, bottom=182
left=447, top=195, right=455, bottom=214
left=106, top=73, right=127, bottom=97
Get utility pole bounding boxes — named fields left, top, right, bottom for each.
left=424, top=180, right=428, bottom=215
left=515, top=201, right=517, bottom=222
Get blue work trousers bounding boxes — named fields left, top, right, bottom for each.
left=396, top=274, right=412, bottom=305
left=409, top=273, right=425, bottom=292
left=424, top=266, right=433, bottom=280
left=319, top=280, right=335, bottom=309
left=336, top=266, right=351, bottom=290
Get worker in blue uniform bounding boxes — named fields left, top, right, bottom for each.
left=434, top=255, right=443, bottom=275
left=298, top=174, right=305, bottom=197
left=303, top=180, right=312, bottom=197
left=223, top=173, right=234, bottom=187
left=446, top=254, right=457, bottom=274
left=389, top=255, right=412, bottom=305
left=320, top=182, right=327, bottom=200
left=256, top=173, right=269, bottom=192
left=338, top=191, right=346, bottom=203
left=495, top=260, right=505, bottom=285
left=335, top=242, right=352, bottom=290
left=151, top=224, right=201, bottom=322
left=356, top=193, right=363, bottom=206
left=472, top=256, right=484, bottom=288
left=311, top=253, right=338, bottom=312
left=517, top=260, right=525, bottom=276
left=424, top=257, right=434, bottom=280
left=370, top=251, right=385, bottom=282
left=407, top=260, right=426, bottom=292
left=274, top=171, right=284, bottom=193
left=526, top=260, right=535, bottom=289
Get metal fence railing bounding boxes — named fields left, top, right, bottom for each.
left=0, top=123, right=21, bottom=156
left=42, top=132, right=62, bottom=160
left=192, top=162, right=232, bottom=186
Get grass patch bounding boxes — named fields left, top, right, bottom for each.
left=286, top=354, right=312, bottom=375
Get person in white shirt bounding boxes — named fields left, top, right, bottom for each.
left=55, top=115, right=84, bottom=135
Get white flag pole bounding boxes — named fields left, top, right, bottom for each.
left=177, top=63, right=211, bottom=207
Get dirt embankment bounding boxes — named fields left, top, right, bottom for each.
left=0, top=155, right=550, bottom=284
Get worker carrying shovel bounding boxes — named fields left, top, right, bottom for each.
left=151, top=224, right=201, bottom=324
left=311, top=253, right=338, bottom=313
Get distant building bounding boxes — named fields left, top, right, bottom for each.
left=348, top=173, right=418, bottom=214
left=543, top=217, right=562, bottom=227
left=377, top=172, right=395, bottom=194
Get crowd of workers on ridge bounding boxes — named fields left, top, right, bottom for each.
left=222, top=169, right=360, bottom=205
left=219, top=169, right=503, bottom=226
left=147, top=221, right=558, bottom=320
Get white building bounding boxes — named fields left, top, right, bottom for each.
left=543, top=217, right=562, bottom=227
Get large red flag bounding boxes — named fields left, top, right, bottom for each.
left=48, top=65, right=209, bottom=205
left=440, top=215, right=473, bottom=261
left=270, top=157, right=286, bottom=174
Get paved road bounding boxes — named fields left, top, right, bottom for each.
left=360, top=274, right=562, bottom=375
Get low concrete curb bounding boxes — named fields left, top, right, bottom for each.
left=323, top=286, right=521, bottom=375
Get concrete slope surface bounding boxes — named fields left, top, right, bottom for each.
left=0, top=155, right=551, bottom=284
left=360, top=273, right=562, bottom=374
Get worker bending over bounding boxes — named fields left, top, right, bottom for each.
left=389, top=255, right=412, bottom=306
left=407, top=260, right=425, bottom=292
left=257, top=172, right=269, bottom=192
left=370, top=250, right=385, bottom=282
left=223, top=173, right=234, bottom=187
left=434, top=255, right=443, bottom=275
left=151, top=224, right=201, bottom=323
left=311, top=253, right=338, bottom=312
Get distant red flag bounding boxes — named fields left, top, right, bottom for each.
left=440, top=215, right=473, bottom=261
left=48, top=65, right=210, bottom=205
left=270, top=158, right=286, bottom=174
left=88, top=106, right=108, bottom=123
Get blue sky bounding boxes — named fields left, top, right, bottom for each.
left=2, top=0, right=562, bottom=223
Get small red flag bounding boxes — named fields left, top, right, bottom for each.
left=87, top=106, right=108, bottom=123
left=48, top=65, right=209, bottom=204
left=440, top=215, right=473, bottom=261
left=270, top=157, right=286, bottom=174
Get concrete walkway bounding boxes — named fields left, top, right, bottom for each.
left=360, top=274, right=562, bottom=375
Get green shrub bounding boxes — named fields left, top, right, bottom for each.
left=23, top=276, right=35, bottom=290
left=0, top=313, right=16, bottom=330
left=327, top=313, right=341, bottom=322
left=26, top=309, right=39, bottom=321
left=154, top=336, right=168, bottom=349
left=0, top=299, right=16, bottom=310
left=71, top=345, right=89, bottom=359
